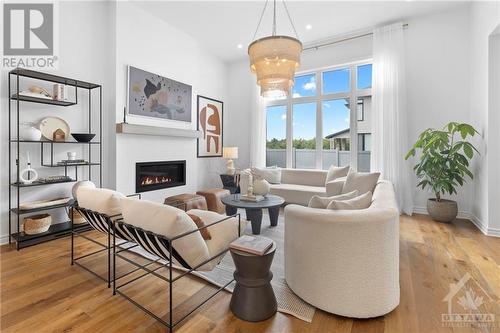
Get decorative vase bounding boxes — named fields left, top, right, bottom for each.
left=20, top=122, right=42, bottom=141
left=427, top=198, right=458, bottom=223
left=253, top=179, right=270, bottom=196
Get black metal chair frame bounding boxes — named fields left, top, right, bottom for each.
left=112, top=212, right=241, bottom=332
left=70, top=194, right=142, bottom=287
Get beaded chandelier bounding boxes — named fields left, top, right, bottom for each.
left=248, top=0, right=302, bottom=98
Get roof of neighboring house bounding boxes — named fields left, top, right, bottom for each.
left=325, top=128, right=349, bottom=139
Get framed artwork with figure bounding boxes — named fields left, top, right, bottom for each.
left=197, top=95, right=223, bottom=158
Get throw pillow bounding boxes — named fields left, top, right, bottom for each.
left=325, top=165, right=350, bottom=185
left=251, top=167, right=281, bottom=184
left=327, top=191, right=373, bottom=210
left=341, top=170, right=380, bottom=195
left=188, top=213, right=212, bottom=240
left=308, top=190, right=359, bottom=209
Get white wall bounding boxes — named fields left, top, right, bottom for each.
left=469, top=1, right=500, bottom=235
left=114, top=2, right=228, bottom=203
left=0, top=1, right=116, bottom=243
left=405, top=5, right=473, bottom=214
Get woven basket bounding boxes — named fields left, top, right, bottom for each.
left=23, top=214, right=51, bottom=235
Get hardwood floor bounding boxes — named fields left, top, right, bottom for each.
left=1, top=214, right=499, bottom=333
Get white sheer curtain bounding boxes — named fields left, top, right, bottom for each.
left=250, top=83, right=266, bottom=167
left=371, top=22, right=414, bottom=215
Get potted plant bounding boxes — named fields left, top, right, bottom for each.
left=405, top=122, right=479, bottom=222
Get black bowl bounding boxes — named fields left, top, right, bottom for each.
left=71, top=133, right=96, bottom=142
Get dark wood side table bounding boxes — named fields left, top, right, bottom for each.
left=229, top=240, right=277, bottom=322
left=220, top=174, right=240, bottom=194
left=221, top=194, right=285, bottom=235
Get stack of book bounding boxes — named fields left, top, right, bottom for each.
left=57, top=159, right=87, bottom=166
left=229, top=235, right=274, bottom=256
left=240, top=194, right=265, bottom=202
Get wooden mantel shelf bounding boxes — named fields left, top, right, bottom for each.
left=116, top=123, right=201, bottom=138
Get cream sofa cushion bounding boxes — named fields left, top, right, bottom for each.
left=251, top=166, right=281, bottom=184
left=308, top=190, right=359, bottom=209
left=325, top=177, right=346, bottom=196
left=327, top=191, right=372, bottom=210
left=325, top=165, right=350, bottom=184
left=281, top=169, right=327, bottom=187
left=120, top=198, right=211, bottom=270
left=270, top=183, right=326, bottom=206
left=342, top=171, right=380, bottom=195
left=76, top=187, right=125, bottom=216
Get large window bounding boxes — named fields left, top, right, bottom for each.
left=266, top=105, right=287, bottom=167
left=293, top=102, right=316, bottom=168
left=265, top=61, right=372, bottom=171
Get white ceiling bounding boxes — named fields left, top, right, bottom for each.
left=135, top=1, right=468, bottom=62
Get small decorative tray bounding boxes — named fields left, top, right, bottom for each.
left=19, top=197, right=72, bottom=210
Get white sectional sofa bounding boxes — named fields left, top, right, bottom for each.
left=240, top=168, right=345, bottom=206
left=284, top=180, right=400, bottom=318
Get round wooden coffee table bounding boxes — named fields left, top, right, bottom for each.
left=221, top=194, right=285, bottom=235
left=229, top=240, right=277, bottom=321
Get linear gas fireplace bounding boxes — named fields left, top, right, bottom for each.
left=136, top=160, right=186, bottom=193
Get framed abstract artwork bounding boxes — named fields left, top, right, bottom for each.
left=127, top=66, right=192, bottom=124
left=197, top=95, right=223, bottom=158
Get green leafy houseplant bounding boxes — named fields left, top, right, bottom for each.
left=405, top=122, right=479, bottom=222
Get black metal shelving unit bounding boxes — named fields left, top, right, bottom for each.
left=8, top=68, right=102, bottom=250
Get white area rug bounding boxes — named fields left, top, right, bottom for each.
left=127, top=211, right=316, bottom=322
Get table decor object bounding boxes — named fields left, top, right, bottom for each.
left=71, top=133, right=96, bottom=142
left=253, top=178, right=270, bottom=196
left=230, top=235, right=273, bottom=256
left=53, top=84, right=68, bottom=101
left=19, top=152, right=38, bottom=184
left=23, top=214, right=51, bottom=234
left=39, top=117, right=70, bottom=141
left=19, top=197, right=72, bottom=210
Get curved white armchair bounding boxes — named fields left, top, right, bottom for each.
left=284, top=180, right=400, bottom=318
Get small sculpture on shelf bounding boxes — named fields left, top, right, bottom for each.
left=52, top=128, right=66, bottom=141
left=19, top=152, right=38, bottom=185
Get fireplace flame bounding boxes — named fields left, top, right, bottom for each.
left=141, top=176, right=172, bottom=186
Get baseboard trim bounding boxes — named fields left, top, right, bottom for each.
left=412, top=206, right=499, bottom=237
left=0, top=234, right=10, bottom=246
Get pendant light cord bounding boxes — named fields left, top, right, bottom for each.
left=272, top=0, right=277, bottom=36
left=253, top=0, right=269, bottom=41
left=252, top=0, right=300, bottom=40
left=283, top=0, right=300, bottom=40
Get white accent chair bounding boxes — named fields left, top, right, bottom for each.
left=284, top=180, right=400, bottom=318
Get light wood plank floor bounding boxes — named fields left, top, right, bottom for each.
left=1, top=214, right=499, bottom=333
